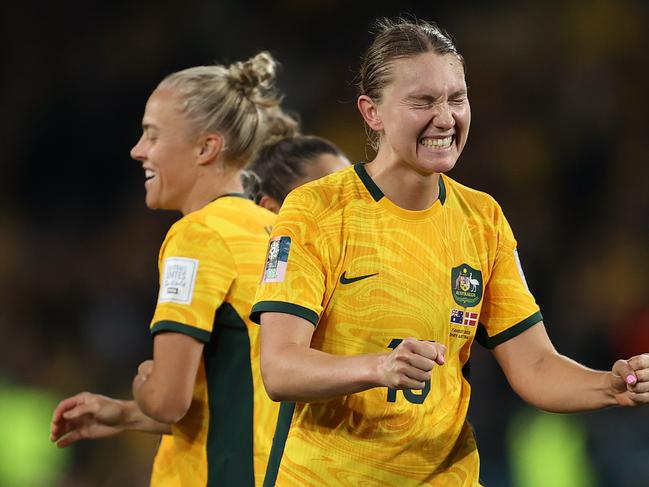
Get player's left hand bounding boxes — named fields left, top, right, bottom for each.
left=611, top=354, right=649, bottom=407
left=132, top=360, right=154, bottom=396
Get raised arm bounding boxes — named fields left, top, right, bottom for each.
left=492, top=321, right=649, bottom=412
left=132, top=331, right=204, bottom=423
left=260, top=312, right=446, bottom=402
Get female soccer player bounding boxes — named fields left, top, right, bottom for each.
left=244, top=135, right=350, bottom=213
left=251, top=19, right=649, bottom=486
left=51, top=52, right=288, bottom=486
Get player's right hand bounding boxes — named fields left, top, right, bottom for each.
left=50, top=392, right=126, bottom=447
left=377, top=338, right=446, bottom=390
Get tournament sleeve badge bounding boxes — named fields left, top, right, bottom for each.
left=451, top=264, right=483, bottom=307
left=158, top=257, right=199, bottom=305
left=262, top=236, right=291, bottom=283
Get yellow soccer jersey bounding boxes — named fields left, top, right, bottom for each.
left=251, top=164, right=542, bottom=487
left=149, top=194, right=278, bottom=487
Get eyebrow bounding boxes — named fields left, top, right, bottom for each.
left=405, top=89, right=468, bottom=102
left=142, top=123, right=159, bottom=131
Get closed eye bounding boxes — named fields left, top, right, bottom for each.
left=142, top=123, right=159, bottom=142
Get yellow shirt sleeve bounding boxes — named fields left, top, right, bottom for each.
left=250, top=190, right=326, bottom=326
left=150, top=218, right=236, bottom=341
left=477, top=208, right=542, bottom=348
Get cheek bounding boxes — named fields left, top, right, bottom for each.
left=152, top=146, right=183, bottom=174
left=385, top=109, right=421, bottom=137
left=455, top=111, right=471, bottom=151
left=457, top=106, right=471, bottom=130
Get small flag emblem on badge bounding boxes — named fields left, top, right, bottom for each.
left=462, top=312, right=479, bottom=327
left=450, top=309, right=464, bottom=324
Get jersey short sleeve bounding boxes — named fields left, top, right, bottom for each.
left=150, top=219, right=236, bottom=342
left=477, top=207, right=542, bottom=348
left=250, top=190, right=326, bottom=326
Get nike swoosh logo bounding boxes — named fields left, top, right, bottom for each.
left=339, top=271, right=379, bottom=285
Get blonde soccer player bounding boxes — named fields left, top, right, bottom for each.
left=51, top=52, right=287, bottom=486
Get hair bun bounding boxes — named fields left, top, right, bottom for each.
left=228, top=51, right=278, bottom=104
left=264, top=107, right=301, bottom=141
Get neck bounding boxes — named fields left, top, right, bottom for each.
left=365, top=151, right=440, bottom=211
left=180, top=166, right=244, bottom=215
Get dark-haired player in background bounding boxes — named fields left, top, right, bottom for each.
left=244, top=135, right=350, bottom=213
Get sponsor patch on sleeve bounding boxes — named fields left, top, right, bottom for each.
left=262, top=236, right=291, bottom=283
left=158, top=257, right=199, bottom=304
left=514, top=249, right=530, bottom=290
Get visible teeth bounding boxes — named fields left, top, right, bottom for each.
left=420, top=136, right=453, bottom=149
left=145, top=169, right=156, bottom=179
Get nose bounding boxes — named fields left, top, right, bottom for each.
left=433, top=103, right=455, bottom=130
left=130, top=135, right=146, bottom=162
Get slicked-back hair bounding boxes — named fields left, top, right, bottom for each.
left=357, top=17, right=465, bottom=150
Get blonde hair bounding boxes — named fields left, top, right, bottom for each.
left=263, top=106, right=301, bottom=141
left=159, top=51, right=283, bottom=167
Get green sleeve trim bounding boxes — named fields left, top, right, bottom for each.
left=250, top=301, right=319, bottom=327
left=476, top=311, right=543, bottom=349
left=150, top=320, right=212, bottom=343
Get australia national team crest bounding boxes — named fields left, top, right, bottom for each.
left=451, top=264, right=483, bottom=307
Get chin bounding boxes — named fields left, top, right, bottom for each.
left=435, top=158, right=458, bottom=174
left=414, top=157, right=457, bottom=175
left=413, top=147, right=459, bottom=174
left=144, top=194, right=161, bottom=210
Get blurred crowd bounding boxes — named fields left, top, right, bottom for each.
left=1, top=0, right=647, bottom=485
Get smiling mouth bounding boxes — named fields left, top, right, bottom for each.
left=419, top=135, right=454, bottom=149
left=144, top=169, right=156, bottom=181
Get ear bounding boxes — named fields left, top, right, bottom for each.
left=196, top=133, right=224, bottom=166
left=357, top=95, right=383, bottom=132
left=258, top=194, right=281, bottom=214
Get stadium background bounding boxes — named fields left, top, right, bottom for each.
left=1, top=0, right=648, bottom=485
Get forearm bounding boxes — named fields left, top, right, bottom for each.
left=133, top=365, right=194, bottom=424
left=133, top=379, right=180, bottom=424
left=263, top=344, right=385, bottom=402
left=511, top=351, right=618, bottom=412
left=122, top=399, right=172, bottom=434
left=132, top=334, right=202, bottom=424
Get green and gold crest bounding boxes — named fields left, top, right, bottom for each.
left=451, top=264, right=483, bottom=307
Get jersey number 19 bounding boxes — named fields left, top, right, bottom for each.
left=386, top=339, right=431, bottom=404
